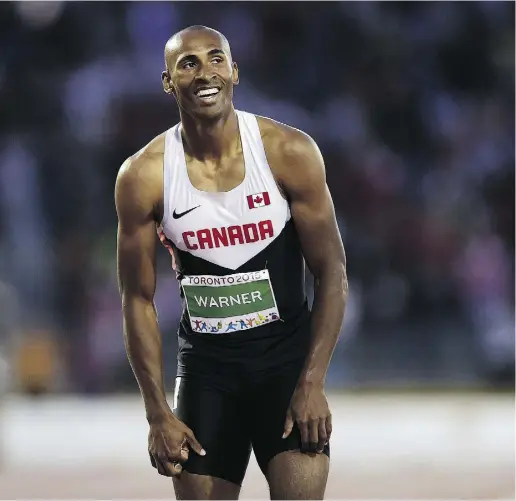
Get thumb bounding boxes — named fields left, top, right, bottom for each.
left=282, top=410, right=294, bottom=439
left=186, top=432, right=206, bottom=456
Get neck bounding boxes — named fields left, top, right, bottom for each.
left=180, top=106, right=239, bottom=161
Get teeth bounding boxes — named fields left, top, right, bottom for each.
left=197, top=88, right=219, bottom=97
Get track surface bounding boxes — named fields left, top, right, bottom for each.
left=0, top=459, right=514, bottom=499
left=0, top=392, right=513, bottom=499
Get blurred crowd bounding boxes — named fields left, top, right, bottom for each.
left=0, top=1, right=513, bottom=394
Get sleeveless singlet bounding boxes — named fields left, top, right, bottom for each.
left=157, top=110, right=310, bottom=374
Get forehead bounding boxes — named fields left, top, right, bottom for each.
left=167, top=31, right=228, bottom=65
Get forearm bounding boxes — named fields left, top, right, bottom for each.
left=299, top=263, right=348, bottom=386
left=122, top=296, right=171, bottom=422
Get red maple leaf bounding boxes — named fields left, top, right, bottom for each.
left=254, top=195, right=263, bottom=204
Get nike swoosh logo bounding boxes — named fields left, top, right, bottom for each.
left=172, top=205, right=201, bottom=219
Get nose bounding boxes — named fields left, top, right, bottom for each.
left=195, top=62, right=214, bottom=83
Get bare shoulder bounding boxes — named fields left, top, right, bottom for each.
left=255, top=115, right=325, bottom=194
left=256, top=115, right=319, bottom=157
left=115, top=132, right=167, bottom=222
left=117, top=132, right=166, bottom=190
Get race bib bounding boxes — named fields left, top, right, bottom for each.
left=181, top=270, right=281, bottom=334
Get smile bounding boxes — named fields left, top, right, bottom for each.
left=194, top=87, right=221, bottom=102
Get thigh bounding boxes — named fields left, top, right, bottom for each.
left=173, top=471, right=241, bottom=501
left=172, top=376, right=252, bottom=491
left=267, top=450, right=329, bottom=500
left=249, top=361, right=330, bottom=476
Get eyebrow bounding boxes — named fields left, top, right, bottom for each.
left=177, top=48, right=225, bottom=66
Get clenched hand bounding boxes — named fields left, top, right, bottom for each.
left=283, top=383, right=332, bottom=453
left=148, top=413, right=206, bottom=477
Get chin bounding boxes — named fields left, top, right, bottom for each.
left=192, top=104, right=227, bottom=121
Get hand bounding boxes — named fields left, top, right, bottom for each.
left=148, top=412, right=206, bottom=477
left=282, top=383, right=332, bottom=454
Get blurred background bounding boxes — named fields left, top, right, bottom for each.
left=0, top=1, right=514, bottom=499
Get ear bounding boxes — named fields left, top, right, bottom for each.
left=232, top=62, right=239, bottom=86
left=162, top=70, right=175, bottom=95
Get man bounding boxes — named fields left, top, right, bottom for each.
left=115, top=25, right=348, bottom=500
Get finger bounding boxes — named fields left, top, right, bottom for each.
left=163, top=460, right=183, bottom=477
left=155, top=458, right=169, bottom=476
left=298, top=420, right=309, bottom=450
left=180, top=441, right=190, bottom=462
left=309, top=419, right=319, bottom=452
left=186, top=432, right=206, bottom=456
left=166, top=449, right=188, bottom=465
left=317, top=418, right=327, bottom=453
left=172, top=461, right=183, bottom=476
left=325, top=414, right=332, bottom=444
left=282, top=411, right=294, bottom=439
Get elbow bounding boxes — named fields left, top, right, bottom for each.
left=314, top=260, right=348, bottom=296
left=336, top=262, right=349, bottom=299
left=120, top=292, right=155, bottom=313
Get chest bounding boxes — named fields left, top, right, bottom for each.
left=159, top=114, right=291, bottom=270
left=169, top=181, right=284, bottom=243
left=162, top=172, right=289, bottom=270
left=185, top=156, right=245, bottom=193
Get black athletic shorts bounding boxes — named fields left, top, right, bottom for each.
left=172, top=358, right=331, bottom=486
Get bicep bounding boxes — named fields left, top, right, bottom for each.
left=115, top=166, right=158, bottom=303
left=284, top=140, right=346, bottom=278
left=291, top=181, right=345, bottom=278
left=117, top=221, right=157, bottom=302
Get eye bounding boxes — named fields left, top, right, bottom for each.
left=182, top=61, right=196, bottom=69
left=212, top=57, right=223, bottom=64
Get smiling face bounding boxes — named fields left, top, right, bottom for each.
left=162, top=27, right=239, bottom=121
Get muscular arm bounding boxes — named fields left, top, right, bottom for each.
left=115, top=157, right=170, bottom=423
left=278, top=131, right=348, bottom=387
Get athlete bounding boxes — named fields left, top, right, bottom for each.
left=115, top=25, right=348, bottom=500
